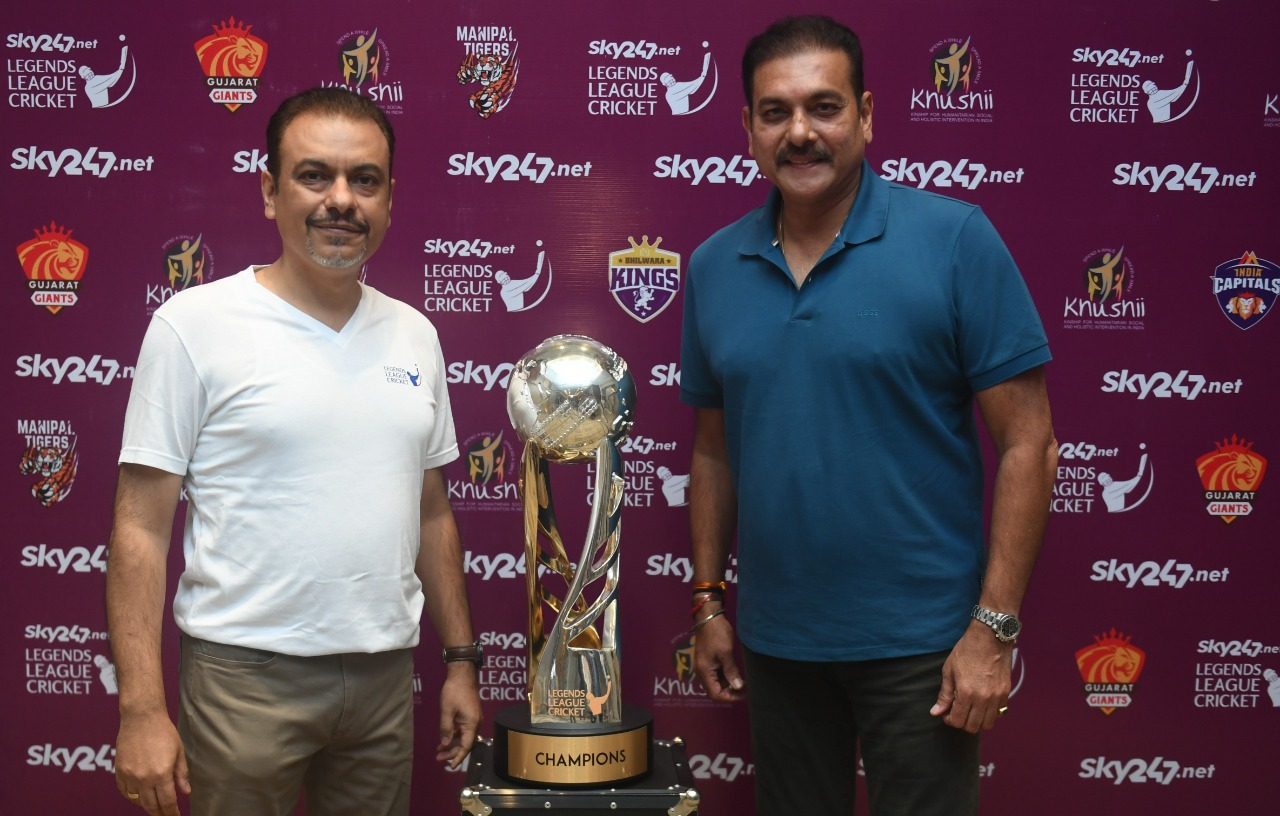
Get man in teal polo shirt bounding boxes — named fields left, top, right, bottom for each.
left=679, top=16, right=1057, bottom=815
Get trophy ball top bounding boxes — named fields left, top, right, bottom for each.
left=507, top=334, right=637, bottom=463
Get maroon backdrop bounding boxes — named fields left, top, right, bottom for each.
left=4, top=1, right=1277, bottom=813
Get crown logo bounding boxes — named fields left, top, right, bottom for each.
left=29, top=221, right=74, bottom=244
left=212, top=16, right=254, bottom=40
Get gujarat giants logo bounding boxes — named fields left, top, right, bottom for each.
left=608, top=235, right=681, bottom=323
left=1197, top=435, right=1266, bottom=524
left=1076, top=629, right=1146, bottom=715
left=194, top=16, right=268, bottom=112
left=17, top=222, right=87, bottom=314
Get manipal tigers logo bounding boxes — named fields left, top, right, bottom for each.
left=1197, top=435, right=1266, bottom=524
left=1076, top=629, right=1146, bottom=715
left=19, top=439, right=79, bottom=507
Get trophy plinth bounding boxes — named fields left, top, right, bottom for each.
left=499, top=334, right=649, bottom=787
left=493, top=703, right=653, bottom=786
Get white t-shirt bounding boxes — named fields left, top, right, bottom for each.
left=120, top=267, right=459, bottom=655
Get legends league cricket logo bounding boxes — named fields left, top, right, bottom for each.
left=506, top=335, right=637, bottom=726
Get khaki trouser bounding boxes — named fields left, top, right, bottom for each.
left=179, top=636, right=415, bottom=816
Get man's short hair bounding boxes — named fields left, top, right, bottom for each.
left=265, top=87, right=396, bottom=180
left=742, top=16, right=865, bottom=108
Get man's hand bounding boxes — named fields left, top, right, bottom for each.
left=929, top=622, right=1013, bottom=733
left=114, top=710, right=190, bottom=815
left=436, top=666, right=483, bottom=768
left=693, top=615, right=747, bottom=703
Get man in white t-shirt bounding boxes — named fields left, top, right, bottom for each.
left=106, top=87, right=483, bottom=816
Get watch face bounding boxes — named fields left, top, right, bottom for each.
left=998, top=617, right=1021, bottom=640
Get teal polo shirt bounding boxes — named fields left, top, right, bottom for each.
left=679, top=162, right=1050, bottom=661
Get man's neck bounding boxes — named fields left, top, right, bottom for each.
left=776, top=177, right=861, bottom=287
left=255, top=258, right=362, bottom=332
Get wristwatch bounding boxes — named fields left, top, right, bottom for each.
left=442, top=641, right=485, bottom=667
left=970, top=606, right=1022, bottom=643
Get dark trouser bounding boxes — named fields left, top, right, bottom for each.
left=178, top=636, right=415, bottom=816
left=743, top=646, right=979, bottom=816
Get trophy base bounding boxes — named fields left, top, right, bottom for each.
left=492, top=703, right=654, bottom=787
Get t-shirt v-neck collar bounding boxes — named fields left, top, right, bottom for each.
left=245, top=266, right=367, bottom=346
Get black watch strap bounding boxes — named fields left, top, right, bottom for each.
left=442, top=641, right=484, bottom=667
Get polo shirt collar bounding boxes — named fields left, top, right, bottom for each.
left=738, top=159, right=889, bottom=257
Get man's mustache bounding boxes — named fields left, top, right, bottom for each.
left=306, top=214, right=370, bottom=233
left=777, top=145, right=832, bottom=164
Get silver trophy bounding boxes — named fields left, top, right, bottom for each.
left=506, top=334, right=636, bottom=726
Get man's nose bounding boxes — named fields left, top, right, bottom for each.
left=325, top=178, right=355, bottom=212
left=787, top=111, right=817, bottom=144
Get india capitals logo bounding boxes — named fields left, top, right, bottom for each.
left=194, top=16, right=269, bottom=112
left=17, top=222, right=88, bottom=314
left=1197, top=435, right=1266, bottom=524
left=1211, top=251, right=1277, bottom=331
left=1076, top=629, right=1146, bottom=715
left=608, top=236, right=681, bottom=323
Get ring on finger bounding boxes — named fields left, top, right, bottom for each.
left=126, top=791, right=141, bottom=800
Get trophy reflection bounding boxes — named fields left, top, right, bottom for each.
left=496, top=334, right=652, bottom=786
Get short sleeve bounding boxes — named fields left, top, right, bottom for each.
left=952, top=209, right=1051, bottom=392
left=119, top=317, right=206, bottom=475
left=678, top=254, right=723, bottom=409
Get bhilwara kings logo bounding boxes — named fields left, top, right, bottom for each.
left=194, top=16, right=268, bottom=112
left=18, top=222, right=88, bottom=314
left=1076, top=629, right=1147, bottom=715
left=1211, top=251, right=1277, bottom=331
left=1197, top=435, right=1266, bottom=524
left=608, top=236, right=681, bottom=323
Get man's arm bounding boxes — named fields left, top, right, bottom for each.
left=416, top=466, right=483, bottom=768
left=688, top=407, right=746, bottom=702
left=106, top=463, right=190, bottom=816
left=931, top=365, right=1057, bottom=733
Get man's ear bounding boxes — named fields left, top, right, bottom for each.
left=261, top=171, right=277, bottom=220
